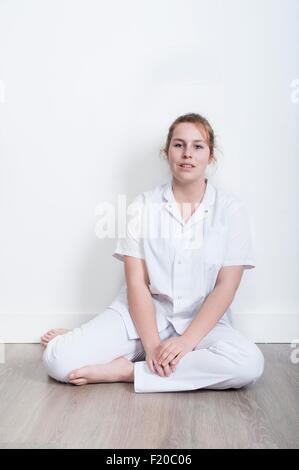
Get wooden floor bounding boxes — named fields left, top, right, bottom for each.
left=0, top=344, right=298, bottom=449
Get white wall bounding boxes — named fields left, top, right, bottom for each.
left=0, top=0, right=298, bottom=342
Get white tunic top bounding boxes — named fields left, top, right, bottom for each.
left=109, top=178, right=255, bottom=339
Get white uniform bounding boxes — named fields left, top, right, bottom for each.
left=43, top=178, right=264, bottom=392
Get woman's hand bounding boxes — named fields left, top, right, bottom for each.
left=145, top=342, right=176, bottom=377
left=157, top=335, right=195, bottom=368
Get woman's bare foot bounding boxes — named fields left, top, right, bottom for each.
left=68, top=356, right=134, bottom=386
left=40, top=328, right=69, bottom=348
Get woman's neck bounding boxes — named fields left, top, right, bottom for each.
left=171, top=177, right=207, bottom=205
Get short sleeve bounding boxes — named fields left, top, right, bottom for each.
left=222, top=202, right=256, bottom=269
left=112, top=193, right=145, bottom=262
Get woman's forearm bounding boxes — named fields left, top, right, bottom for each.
left=182, top=283, right=236, bottom=348
left=127, top=283, right=161, bottom=351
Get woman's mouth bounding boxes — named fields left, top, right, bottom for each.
left=179, top=163, right=195, bottom=170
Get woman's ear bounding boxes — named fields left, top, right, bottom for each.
left=160, top=148, right=168, bottom=160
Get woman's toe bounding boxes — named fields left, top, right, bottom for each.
left=70, top=378, right=87, bottom=386
left=69, top=366, right=89, bottom=380
left=69, top=370, right=81, bottom=380
left=68, top=368, right=87, bottom=384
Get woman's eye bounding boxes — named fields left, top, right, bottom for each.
left=174, top=144, right=203, bottom=149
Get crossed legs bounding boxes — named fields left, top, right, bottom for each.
left=41, top=310, right=264, bottom=392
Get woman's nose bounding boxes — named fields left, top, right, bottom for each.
left=183, top=152, right=192, bottom=158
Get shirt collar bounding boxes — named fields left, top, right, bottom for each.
left=162, top=177, right=216, bottom=209
left=161, top=177, right=216, bottom=227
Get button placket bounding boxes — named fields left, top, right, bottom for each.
left=173, top=252, right=184, bottom=305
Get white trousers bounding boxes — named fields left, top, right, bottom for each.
left=42, top=308, right=264, bottom=393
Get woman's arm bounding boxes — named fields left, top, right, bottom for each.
left=124, top=255, right=161, bottom=351
left=182, top=266, right=245, bottom=348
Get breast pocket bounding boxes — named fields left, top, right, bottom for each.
left=203, top=227, right=227, bottom=265
left=203, top=227, right=227, bottom=292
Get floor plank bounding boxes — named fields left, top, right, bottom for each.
left=0, top=344, right=298, bottom=449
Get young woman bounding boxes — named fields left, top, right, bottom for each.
left=41, top=113, right=264, bottom=393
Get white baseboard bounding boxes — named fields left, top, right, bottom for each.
left=0, top=314, right=95, bottom=343
left=230, top=314, right=299, bottom=343
left=0, top=313, right=298, bottom=343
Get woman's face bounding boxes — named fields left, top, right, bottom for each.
left=166, top=122, right=211, bottom=183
